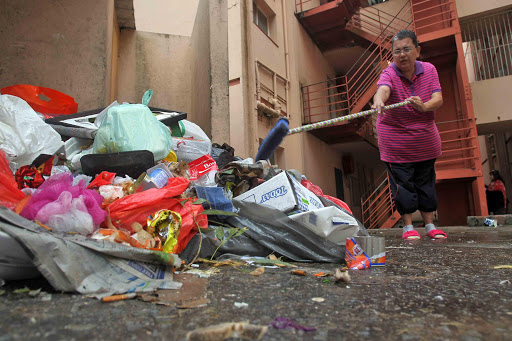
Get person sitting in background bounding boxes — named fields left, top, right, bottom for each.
left=486, top=170, right=507, bottom=215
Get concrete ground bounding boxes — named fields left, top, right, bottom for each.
left=1, top=226, right=512, bottom=340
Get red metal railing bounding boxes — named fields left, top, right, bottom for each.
left=361, top=171, right=397, bottom=230
left=436, top=118, right=479, bottom=170
left=301, top=2, right=413, bottom=124
left=294, top=0, right=361, bottom=14
left=411, top=0, right=457, bottom=36
left=349, top=4, right=412, bottom=40
left=294, top=0, right=318, bottom=13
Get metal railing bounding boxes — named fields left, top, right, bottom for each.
left=294, top=0, right=361, bottom=14
left=411, top=0, right=456, bottom=36
left=294, top=0, right=319, bottom=13
left=361, top=170, right=397, bottom=229
left=349, top=4, right=411, bottom=40
left=301, top=2, right=412, bottom=124
left=435, top=118, right=479, bottom=170
left=461, top=10, right=512, bottom=82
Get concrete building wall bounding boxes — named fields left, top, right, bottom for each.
left=228, top=0, right=247, bottom=157
left=133, top=0, right=200, bottom=36
left=471, top=76, right=512, bottom=126
left=209, top=0, right=230, bottom=145
left=291, top=1, right=345, bottom=198
left=190, top=0, right=212, bottom=134
left=116, top=30, right=192, bottom=113
left=456, top=0, right=512, bottom=19
left=0, top=0, right=114, bottom=111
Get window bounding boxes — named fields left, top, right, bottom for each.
left=253, top=2, right=269, bottom=36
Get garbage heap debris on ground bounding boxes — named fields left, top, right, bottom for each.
left=0, top=87, right=379, bottom=297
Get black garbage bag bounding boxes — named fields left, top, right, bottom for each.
left=227, top=201, right=345, bottom=263
left=211, top=143, right=239, bottom=169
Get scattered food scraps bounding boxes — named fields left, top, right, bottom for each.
left=494, top=265, right=512, bottom=269
left=186, top=322, right=267, bottom=341
left=268, top=254, right=287, bottom=268
left=334, top=268, right=351, bottom=283
left=292, top=270, right=307, bottom=276
left=249, top=267, right=265, bottom=276
left=311, top=297, right=325, bottom=303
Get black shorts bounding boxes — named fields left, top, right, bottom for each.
left=386, top=159, right=437, bottom=215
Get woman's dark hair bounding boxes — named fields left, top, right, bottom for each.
left=490, top=170, right=504, bottom=182
left=392, top=30, right=419, bottom=48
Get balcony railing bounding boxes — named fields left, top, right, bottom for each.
left=294, top=0, right=361, bottom=14
left=349, top=3, right=411, bottom=40
left=294, top=0, right=319, bottom=13
left=411, top=0, right=457, bottom=37
left=461, top=10, right=512, bottom=82
left=301, top=2, right=412, bottom=124
left=436, top=118, right=479, bottom=171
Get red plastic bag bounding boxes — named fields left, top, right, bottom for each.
left=106, top=177, right=207, bottom=254
left=1, top=84, right=78, bottom=118
left=87, top=171, right=116, bottom=189
left=301, top=179, right=352, bottom=214
left=0, top=151, right=26, bottom=210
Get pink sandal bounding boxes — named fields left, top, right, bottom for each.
left=402, top=230, right=421, bottom=240
left=426, top=229, right=447, bottom=239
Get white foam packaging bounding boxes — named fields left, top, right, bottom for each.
left=233, top=171, right=324, bottom=213
left=289, top=206, right=359, bottom=245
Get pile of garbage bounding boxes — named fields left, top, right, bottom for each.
left=0, top=87, right=374, bottom=296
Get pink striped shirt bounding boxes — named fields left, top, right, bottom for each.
left=376, top=61, right=442, bottom=163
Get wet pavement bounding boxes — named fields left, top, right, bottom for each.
left=1, top=226, right=512, bottom=340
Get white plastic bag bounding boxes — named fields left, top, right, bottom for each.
left=0, top=95, right=64, bottom=171
left=99, top=185, right=125, bottom=201
left=172, top=120, right=212, bottom=163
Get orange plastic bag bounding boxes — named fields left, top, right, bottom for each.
left=0, top=151, right=26, bottom=210
left=106, top=177, right=208, bottom=254
left=1, top=84, right=78, bottom=118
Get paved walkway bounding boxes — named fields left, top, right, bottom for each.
left=1, top=226, right=512, bottom=340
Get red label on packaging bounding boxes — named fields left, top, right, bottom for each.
left=188, top=155, right=218, bottom=180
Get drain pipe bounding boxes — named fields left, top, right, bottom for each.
left=256, top=100, right=281, bottom=118
left=282, top=0, right=290, bottom=107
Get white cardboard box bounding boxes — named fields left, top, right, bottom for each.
left=233, top=171, right=324, bottom=213
left=289, top=206, right=359, bottom=245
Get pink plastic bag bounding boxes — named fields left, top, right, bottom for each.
left=20, top=173, right=106, bottom=234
